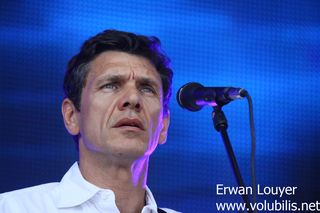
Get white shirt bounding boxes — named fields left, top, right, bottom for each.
left=0, top=162, right=180, bottom=213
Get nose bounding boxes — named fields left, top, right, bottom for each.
left=118, top=87, right=142, bottom=112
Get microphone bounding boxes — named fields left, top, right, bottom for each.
left=176, top=82, right=248, bottom=111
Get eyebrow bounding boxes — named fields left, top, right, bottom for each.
left=95, top=74, right=124, bottom=86
left=95, top=74, right=161, bottom=90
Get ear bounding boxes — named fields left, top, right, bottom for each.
left=61, top=98, right=80, bottom=136
left=158, top=110, right=170, bottom=145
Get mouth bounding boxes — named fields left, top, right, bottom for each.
left=113, top=118, right=145, bottom=131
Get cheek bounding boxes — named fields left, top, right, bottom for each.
left=146, top=100, right=163, bottom=133
left=79, top=95, right=107, bottom=133
left=78, top=96, right=116, bottom=150
left=145, top=109, right=164, bottom=155
left=144, top=97, right=162, bottom=117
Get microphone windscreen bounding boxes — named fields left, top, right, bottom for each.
left=176, top=82, right=204, bottom=111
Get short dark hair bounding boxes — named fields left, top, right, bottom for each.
left=63, top=29, right=173, bottom=116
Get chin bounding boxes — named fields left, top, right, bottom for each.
left=109, top=144, right=148, bottom=158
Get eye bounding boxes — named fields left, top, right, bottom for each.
left=100, top=82, right=119, bottom=90
left=140, top=85, right=156, bottom=94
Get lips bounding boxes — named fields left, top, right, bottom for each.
left=113, top=118, right=145, bottom=130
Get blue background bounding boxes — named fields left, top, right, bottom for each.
left=0, top=1, right=319, bottom=212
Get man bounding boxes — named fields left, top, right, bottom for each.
left=0, top=29, right=179, bottom=213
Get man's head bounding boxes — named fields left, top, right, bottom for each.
left=61, top=30, right=173, bottom=159
left=63, top=29, right=172, bottom=116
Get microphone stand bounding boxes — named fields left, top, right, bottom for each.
left=213, top=106, right=253, bottom=213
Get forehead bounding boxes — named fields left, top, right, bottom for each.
left=88, top=51, right=161, bottom=84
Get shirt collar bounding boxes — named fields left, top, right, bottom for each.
left=50, top=162, right=159, bottom=212
left=51, top=162, right=101, bottom=208
left=143, top=186, right=158, bottom=212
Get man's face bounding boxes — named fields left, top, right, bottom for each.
left=65, top=51, right=169, bottom=161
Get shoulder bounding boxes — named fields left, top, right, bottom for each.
left=0, top=183, right=58, bottom=212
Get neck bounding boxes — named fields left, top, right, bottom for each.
left=78, top=145, right=150, bottom=213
